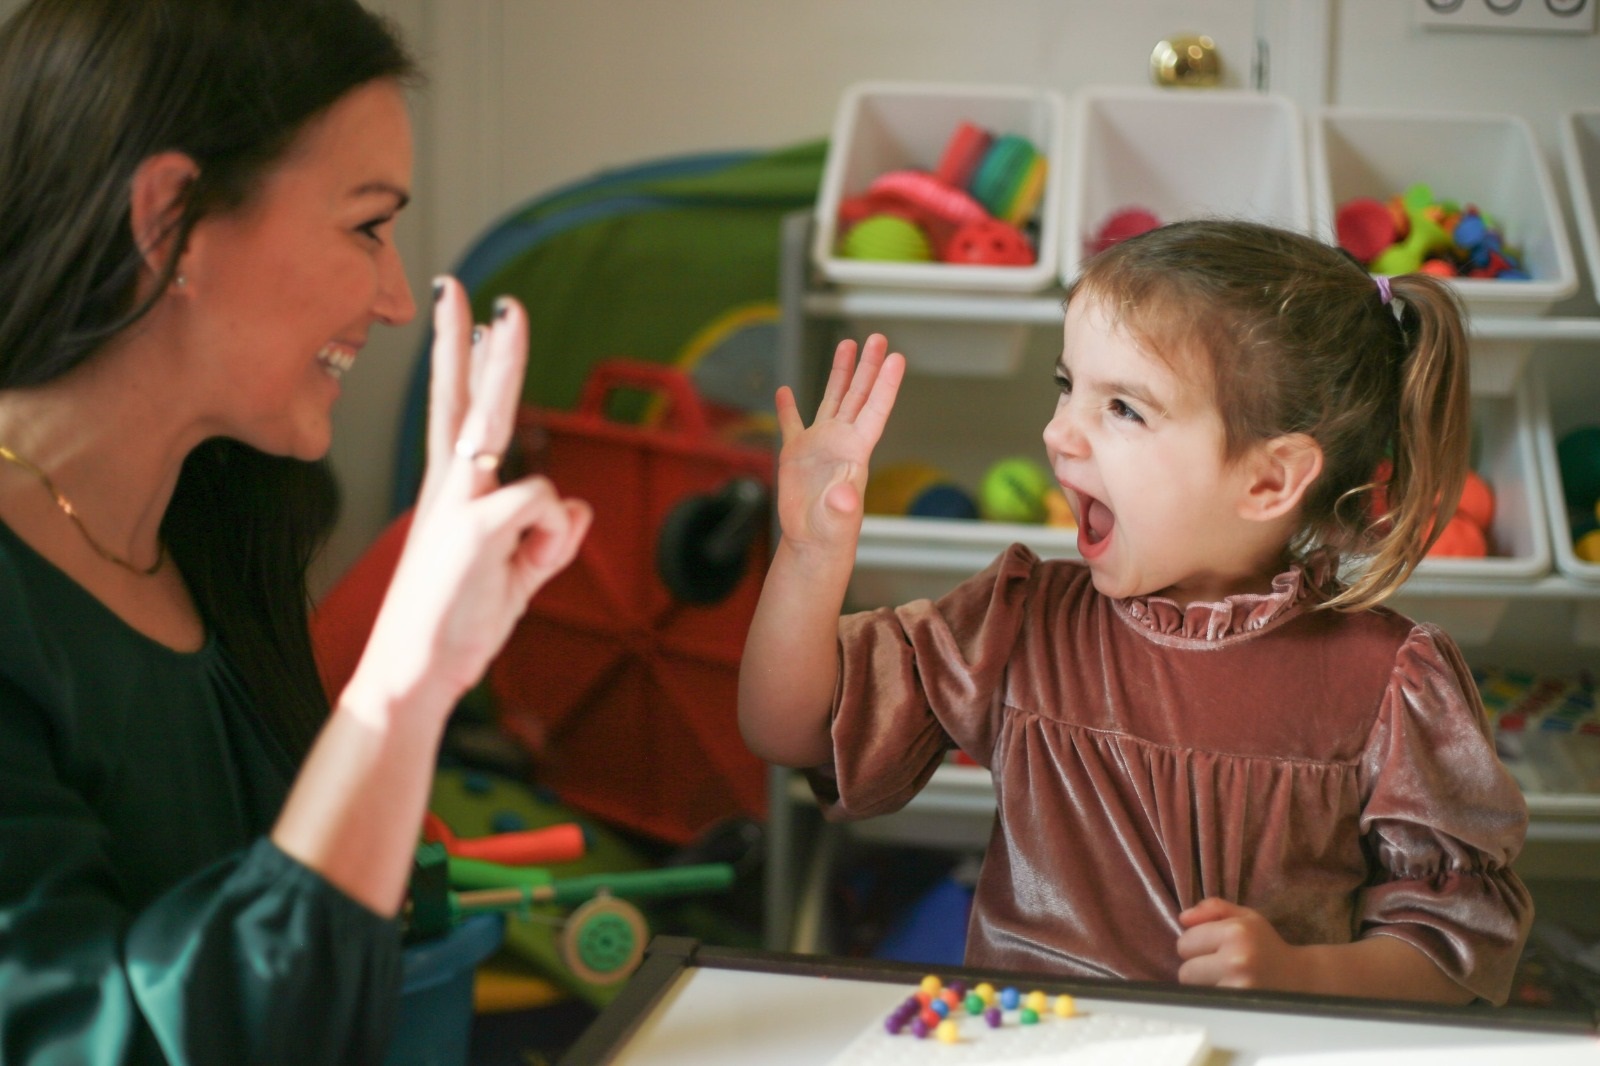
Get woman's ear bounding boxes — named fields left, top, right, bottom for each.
left=128, top=151, right=200, bottom=278
left=1238, top=433, right=1323, bottom=523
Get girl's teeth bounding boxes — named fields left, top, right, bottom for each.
left=317, top=345, right=354, bottom=379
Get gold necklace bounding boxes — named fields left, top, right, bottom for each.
left=0, top=443, right=165, bottom=576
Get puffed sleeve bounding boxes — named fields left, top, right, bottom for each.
left=808, top=544, right=1037, bottom=820
left=0, top=677, right=403, bottom=1066
left=1355, top=623, right=1533, bottom=1004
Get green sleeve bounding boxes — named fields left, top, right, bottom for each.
left=0, top=677, right=404, bottom=1065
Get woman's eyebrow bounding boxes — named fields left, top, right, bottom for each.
left=351, top=181, right=410, bottom=210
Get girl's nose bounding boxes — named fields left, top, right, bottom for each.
left=1044, top=400, right=1087, bottom=458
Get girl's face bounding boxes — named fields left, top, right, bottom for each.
left=178, top=78, right=416, bottom=461
left=1043, top=294, right=1286, bottom=606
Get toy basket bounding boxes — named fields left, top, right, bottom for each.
left=488, top=360, right=773, bottom=845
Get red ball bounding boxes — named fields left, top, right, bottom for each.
left=1336, top=197, right=1397, bottom=264
left=1089, top=208, right=1160, bottom=256
left=942, top=218, right=1035, bottom=266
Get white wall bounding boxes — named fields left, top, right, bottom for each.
left=3, top=0, right=1598, bottom=586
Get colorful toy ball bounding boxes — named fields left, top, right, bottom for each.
left=866, top=462, right=979, bottom=520
left=942, top=218, right=1035, bottom=266
left=1335, top=197, right=1398, bottom=264
left=979, top=457, right=1056, bottom=524
left=840, top=214, right=933, bottom=262
left=1089, top=207, right=1161, bottom=256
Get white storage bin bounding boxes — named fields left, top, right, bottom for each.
left=1531, top=350, right=1600, bottom=585
left=1310, top=108, right=1577, bottom=318
left=813, top=81, right=1065, bottom=295
left=1388, top=381, right=1552, bottom=645
left=1062, top=87, right=1311, bottom=283
left=1412, top=383, right=1551, bottom=582
left=1559, top=109, right=1600, bottom=301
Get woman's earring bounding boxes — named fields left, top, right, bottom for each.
left=174, top=274, right=187, bottom=288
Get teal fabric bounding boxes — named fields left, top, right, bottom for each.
left=0, top=520, right=402, bottom=1064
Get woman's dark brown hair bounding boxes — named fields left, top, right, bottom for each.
left=1066, top=219, right=1472, bottom=611
left=0, top=0, right=420, bottom=760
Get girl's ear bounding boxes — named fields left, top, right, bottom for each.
left=1238, top=433, right=1323, bottom=523
left=128, top=151, right=200, bottom=279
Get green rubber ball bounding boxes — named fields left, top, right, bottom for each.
left=840, top=215, right=933, bottom=262
left=979, top=456, right=1054, bottom=524
left=1557, top=425, right=1600, bottom=511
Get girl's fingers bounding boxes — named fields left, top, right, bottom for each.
left=774, top=385, right=805, bottom=443
left=834, top=333, right=889, bottom=423
left=853, top=351, right=904, bottom=441
left=815, top=338, right=859, bottom=421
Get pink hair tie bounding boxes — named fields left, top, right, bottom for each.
left=1374, top=275, right=1393, bottom=306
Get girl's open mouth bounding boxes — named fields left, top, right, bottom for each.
left=1076, top=492, right=1116, bottom=558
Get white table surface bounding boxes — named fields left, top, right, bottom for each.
left=603, top=964, right=1600, bottom=1065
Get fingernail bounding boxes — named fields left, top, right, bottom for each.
left=432, top=277, right=445, bottom=303
left=493, top=297, right=511, bottom=321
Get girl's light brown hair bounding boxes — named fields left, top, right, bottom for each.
left=1065, top=219, right=1472, bottom=611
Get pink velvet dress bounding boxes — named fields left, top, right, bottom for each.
left=810, top=544, right=1532, bottom=1003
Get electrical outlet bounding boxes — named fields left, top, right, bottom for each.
left=1416, top=0, right=1596, bottom=33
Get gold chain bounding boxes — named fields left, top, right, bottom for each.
left=0, top=443, right=165, bottom=576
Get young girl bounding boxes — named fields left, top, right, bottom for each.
left=739, top=219, right=1531, bottom=1005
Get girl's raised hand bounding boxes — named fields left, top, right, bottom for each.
left=350, top=277, right=592, bottom=718
left=772, top=334, right=904, bottom=554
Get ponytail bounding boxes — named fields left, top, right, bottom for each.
left=1324, top=274, right=1472, bottom=611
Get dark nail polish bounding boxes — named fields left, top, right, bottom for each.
left=432, top=279, right=445, bottom=303
left=493, top=297, right=511, bottom=320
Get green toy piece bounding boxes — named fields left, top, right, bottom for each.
left=1370, top=183, right=1451, bottom=276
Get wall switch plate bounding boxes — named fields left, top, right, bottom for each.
left=1416, top=0, right=1596, bottom=33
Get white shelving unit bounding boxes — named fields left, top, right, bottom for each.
left=764, top=211, right=1600, bottom=952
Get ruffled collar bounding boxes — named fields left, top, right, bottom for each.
left=1110, top=562, right=1325, bottom=644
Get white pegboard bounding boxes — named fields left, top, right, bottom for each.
left=1415, top=0, right=1596, bottom=33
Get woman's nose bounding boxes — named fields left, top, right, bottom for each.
left=375, top=248, right=416, bottom=326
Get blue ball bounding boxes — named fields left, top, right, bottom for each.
left=908, top=483, right=980, bottom=520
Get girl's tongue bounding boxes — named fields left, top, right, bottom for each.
left=1084, top=497, right=1115, bottom=544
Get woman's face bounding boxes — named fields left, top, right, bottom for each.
left=180, top=78, right=416, bottom=460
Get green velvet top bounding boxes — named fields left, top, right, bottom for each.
left=0, top=520, right=402, bottom=1064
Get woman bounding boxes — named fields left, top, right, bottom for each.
left=0, top=1, right=591, bottom=1062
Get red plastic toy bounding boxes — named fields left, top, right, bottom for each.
left=942, top=217, right=1035, bottom=266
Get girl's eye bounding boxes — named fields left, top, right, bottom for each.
left=1053, top=372, right=1071, bottom=395
left=1108, top=398, right=1145, bottom=424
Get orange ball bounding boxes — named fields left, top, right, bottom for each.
left=1454, top=469, right=1494, bottom=531
left=1428, top=513, right=1488, bottom=557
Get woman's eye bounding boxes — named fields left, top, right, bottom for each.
left=1052, top=372, right=1071, bottom=395
left=357, top=218, right=390, bottom=243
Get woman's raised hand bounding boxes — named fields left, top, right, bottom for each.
left=772, top=333, right=904, bottom=556
left=355, top=276, right=591, bottom=716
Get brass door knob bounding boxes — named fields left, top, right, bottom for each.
left=1151, top=34, right=1221, bottom=88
